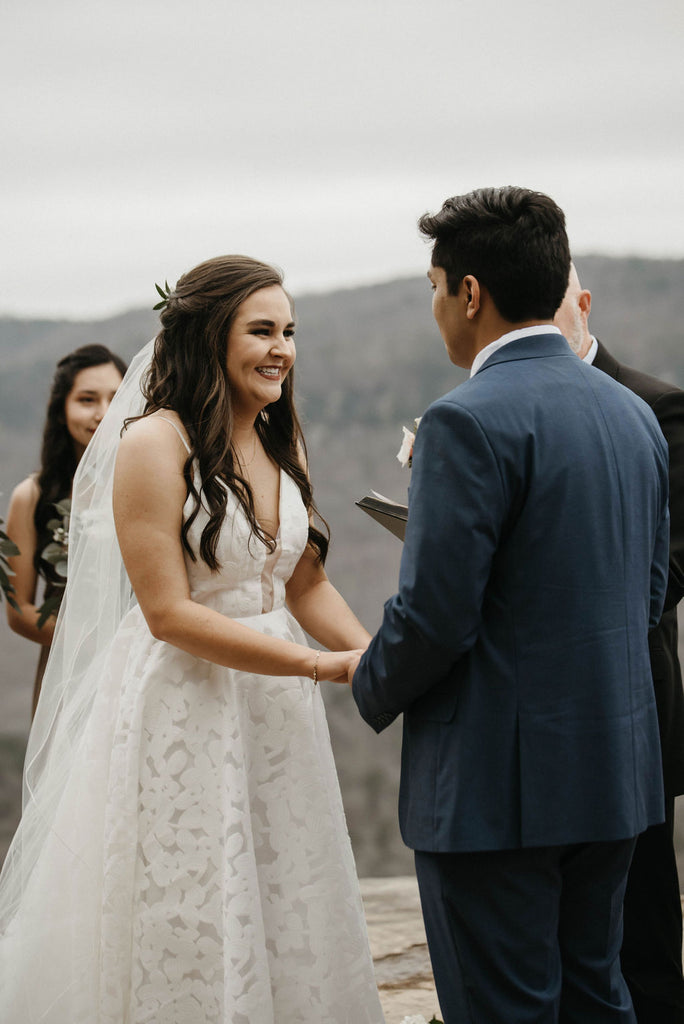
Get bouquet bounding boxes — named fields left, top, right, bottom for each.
left=36, top=498, right=71, bottom=627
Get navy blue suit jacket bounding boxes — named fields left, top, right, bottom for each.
left=353, top=333, right=670, bottom=852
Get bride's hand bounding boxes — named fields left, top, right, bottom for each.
left=316, top=650, right=364, bottom=686
left=344, top=651, right=362, bottom=687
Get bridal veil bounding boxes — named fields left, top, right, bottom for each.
left=0, top=340, right=154, bottom=989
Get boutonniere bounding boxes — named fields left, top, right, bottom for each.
left=396, top=417, right=422, bottom=469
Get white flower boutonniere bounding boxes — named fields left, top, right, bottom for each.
left=396, top=417, right=422, bottom=469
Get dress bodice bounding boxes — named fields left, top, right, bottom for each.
left=182, top=468, right=309, bottom=618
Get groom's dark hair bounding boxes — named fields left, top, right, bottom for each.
left=418, top=186, right=571, bottom=323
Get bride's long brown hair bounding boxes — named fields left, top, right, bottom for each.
left=139, top=255, right=329, bottom=569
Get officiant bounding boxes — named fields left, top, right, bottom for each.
left=555, top=264, right=684, bottom=1022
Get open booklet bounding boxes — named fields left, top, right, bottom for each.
left=355, top=490, right=408, bottom=542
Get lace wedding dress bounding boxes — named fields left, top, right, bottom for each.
left=0, top=442, right=384, bottom=1024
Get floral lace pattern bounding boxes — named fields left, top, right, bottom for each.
left=1, top=470, right=384, bottom=1023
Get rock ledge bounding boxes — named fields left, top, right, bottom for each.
left=361, top=876, right=441, bottom=1021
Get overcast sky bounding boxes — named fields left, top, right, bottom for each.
left=1, top=0, right=682, bottom=319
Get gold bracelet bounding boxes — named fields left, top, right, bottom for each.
left=312, top=650, right=321, bottom=686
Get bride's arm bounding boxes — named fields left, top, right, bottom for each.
left=285, top=546, right=371, bottom=652
left=284, top=448, right=371, bottom=652
left=113, top=416, right=355, bottom=682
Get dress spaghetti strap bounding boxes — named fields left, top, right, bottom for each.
left=156, top=414, right=192, bottom=454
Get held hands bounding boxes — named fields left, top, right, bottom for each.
left=315, top=650, right=365, bottom=687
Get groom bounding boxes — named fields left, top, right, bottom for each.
left=351, top=187, right=670, bottom=1022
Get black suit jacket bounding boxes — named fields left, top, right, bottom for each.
left=594, top=340, right=684, bottom=796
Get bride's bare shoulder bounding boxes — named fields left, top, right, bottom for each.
left=121, top=410, right=191, bottom=454
left=114, top=412, right=189, bottom=509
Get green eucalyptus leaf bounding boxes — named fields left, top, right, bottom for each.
left=36, top=594, right=60, bottom=629
left=0, top=565, right=14, bottom=590
left=55, top=559, right=68, bottom=578
left=42, top=542, right=64, bottom=561
left=0, top=538, right=20, bottom=557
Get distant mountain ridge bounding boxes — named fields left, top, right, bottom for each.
left=2, top=256, right=682, bottom=436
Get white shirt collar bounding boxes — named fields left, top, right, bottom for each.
left=583, top=336, right=598, bottom=364
left=470, top=324, right=562, bottom=377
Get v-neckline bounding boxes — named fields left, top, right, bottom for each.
left=253, top=466, right=283, bottom=543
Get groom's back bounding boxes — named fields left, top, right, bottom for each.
left=400, top=334, right=669, bottom=851
left=466, top=339, right=666, bottom=629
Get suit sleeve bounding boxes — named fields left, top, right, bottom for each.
left=652, top=389, right=684, bottom=612
left=352, top=399, right=507, bottom=732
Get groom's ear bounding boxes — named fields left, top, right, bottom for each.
left=463, top=275, right=481, bottom=320
left=578, top=287, right=592, bottom=319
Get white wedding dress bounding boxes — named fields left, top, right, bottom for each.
left=0, top=445, right=385, bottom=1023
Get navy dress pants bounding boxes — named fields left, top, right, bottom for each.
left=415, top=838, right=637, bottom=1024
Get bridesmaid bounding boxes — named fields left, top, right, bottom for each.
left=4, top=344, right=126, bottom=716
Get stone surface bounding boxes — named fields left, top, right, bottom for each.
left=361, top=875, right=442, bottom=1022
left=362, top=878, right=684, bottom=1021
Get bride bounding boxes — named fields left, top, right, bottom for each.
left=0, top=255, right=385, bottom=1024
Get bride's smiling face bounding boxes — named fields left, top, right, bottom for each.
left=225, top=286, right=296, bottom=420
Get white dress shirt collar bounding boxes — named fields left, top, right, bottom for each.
left=583, top=336, right=598, bottom=364
left=470, top=324, right=562, bottom=377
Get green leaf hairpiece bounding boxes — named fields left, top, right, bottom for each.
left=153, top=280, right=172, bottom=311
